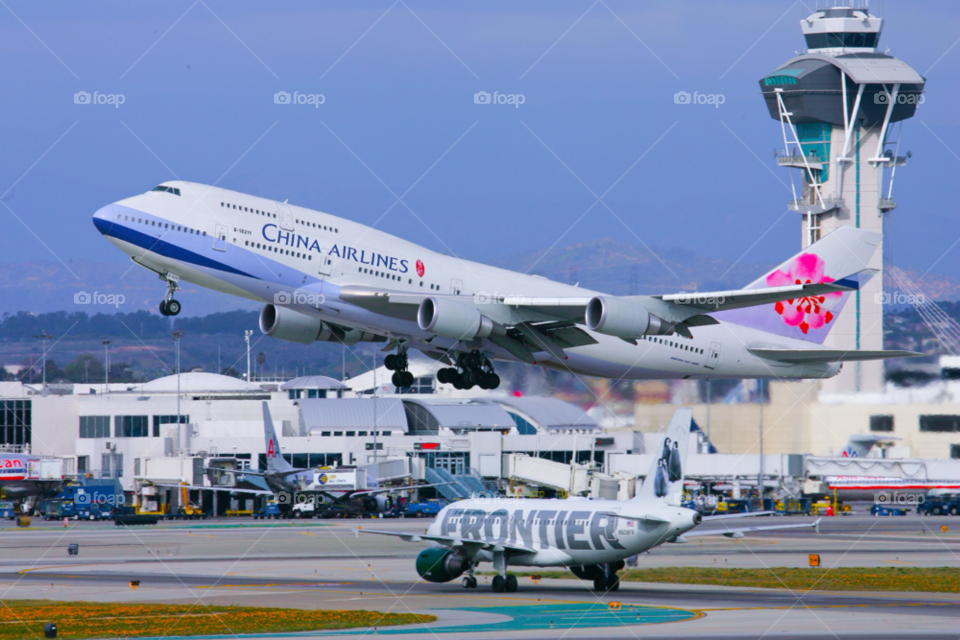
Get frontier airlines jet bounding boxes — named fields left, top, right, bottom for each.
left=357, top=409, right=820, bottom=593
left=93, top=181, right=916, bottom=389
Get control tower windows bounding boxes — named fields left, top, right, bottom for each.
left=805, top=32, right=878, bottom=50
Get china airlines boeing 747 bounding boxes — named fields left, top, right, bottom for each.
left=93, top=181, right=917, bottom=389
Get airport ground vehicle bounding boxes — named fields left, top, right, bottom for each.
left=871, top=504, right=910, bottom=516
left=253, top=501, right=282, bottom=519
left=0, top=501, right=15, bottom=519
left=917, top=494, right=960, bottom=516
left=405, top=500, right=446, bottom=518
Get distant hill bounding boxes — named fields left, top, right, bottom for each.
left=0, top=241, right=956, bottom=319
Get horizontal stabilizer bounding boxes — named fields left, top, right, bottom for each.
left=749, top=348, right=922, bottom=364
left=600, top=511, right=670, bottom=524
left=658, top=281, right=855, bottom=312
left=685, top=518, right=821, bottom=538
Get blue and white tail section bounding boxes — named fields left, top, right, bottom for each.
left=714, top=226, right=880, bottom=344
left=263, top=402, right=294, bottom=473
left=634, top=408, right=691, bottom=506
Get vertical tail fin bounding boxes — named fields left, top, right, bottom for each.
left=263, top=402, right=294, bottom=472
left=714, top=226, right=880, bottom=344
left=635, top=408, right=691, bottom=506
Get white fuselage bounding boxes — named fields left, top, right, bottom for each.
left=426, top=497, right=698, bottom=567
left=93, top=181, right=839, bottom=380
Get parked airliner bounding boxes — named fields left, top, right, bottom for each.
left=358, top=409, right=820, bottom=592
left=93, top=181, right=917, bottom=389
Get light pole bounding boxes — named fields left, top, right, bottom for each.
left=171, top=329, right=184, bottom=458
left=757, top=379, right=764, bottom=504
left=102, top=339, right=112, bottom=392
left=244, top=330, right=252, bottom=381
left=33, top=331, right=52, bottom=396
left=372, top=351, right=378, bottom=463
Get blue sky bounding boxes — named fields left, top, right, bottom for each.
left=1, top=0, right=959, bottom=288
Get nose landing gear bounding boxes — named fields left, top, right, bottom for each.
left=436, top=351, right=500, bottom=390
left=159, top=274, right=181, bottom=317
left=384, top=347, right=414, bottom=388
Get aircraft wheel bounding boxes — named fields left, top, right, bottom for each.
left=391, top=371, right=403, bottom=387
left=384, top=354, right=397, bottom=371
left=505, top=575, right=518, bottom=592
left=593, top=576, right=606, bottom=592
left=469, top=576, right=478, bottom=588
left=166, top=299, right=181, bottom=316
left=487, top=374, right=500, bottom=389
left=462, top=576, right=472, bottom=589
left=159, top=300, right=170, bottom=316
left=491, top=575, right=505, bottom=593
left=402, top=371, right=414, bottom=387
left=609, top=575, right=620, bottom=591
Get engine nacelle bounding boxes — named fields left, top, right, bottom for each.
left=416, top=548, right=467, bottom=583
left=417, top=297, right=498, bottom=340
left=260, top=304, right=383, bottom=345
left=585, top=296, right=671, bottom=339
left=362, top=494, right=392, bottom=514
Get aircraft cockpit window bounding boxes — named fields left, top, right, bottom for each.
left=151, top=185, right=181, bottom=196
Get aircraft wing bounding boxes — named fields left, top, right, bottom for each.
left=682, top=518, right=821, bottom=539
left=150, top=482, right=273, bottom=496
left=345, top=482, right=457, bottom=497
left=749, top=348, right=922, bottom=363
left=355, top=527, right=537, bottom=554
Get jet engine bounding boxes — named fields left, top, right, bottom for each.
left=417, top=297, right=501, bottom=341
left=362, top=494, right=391, bottom=514
left=415, top=548, right=468, bottom=583
left=260, top=304, right=382, bottom=345
left=585, top=296, right=672, bottom=339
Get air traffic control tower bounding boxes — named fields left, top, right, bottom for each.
left=759, top=5, right=925, bottom=393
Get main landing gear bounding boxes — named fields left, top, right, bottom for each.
left=384, top=347, right=414, bottom=389
left=491, top=574, right=518, bottom=593
left=159, top=274, right=182, bottom=317
left=488, top=549, right=517, bottom=592
left=436, top=351, right=500, bottom=390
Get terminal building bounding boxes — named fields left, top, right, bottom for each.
left=5, top=358, right=638, bottom=512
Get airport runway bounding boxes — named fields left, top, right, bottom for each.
left=0, top=515, right=957, bottom=638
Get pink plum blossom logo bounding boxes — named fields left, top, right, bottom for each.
left=766, top=253, right=843, bottom=334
